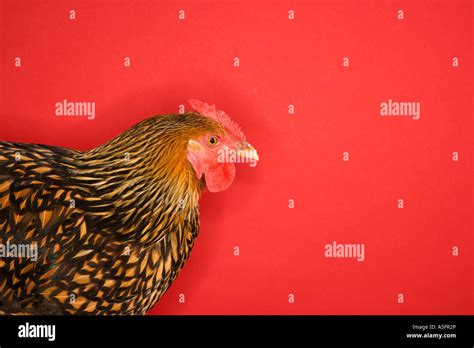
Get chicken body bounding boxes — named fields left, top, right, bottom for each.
left=0, top=111, right=234, bottom=314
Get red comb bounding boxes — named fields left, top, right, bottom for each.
left=189, top=99, right=245, bottom=141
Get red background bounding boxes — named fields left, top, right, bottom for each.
left=0, top=0, right=472, bottom=314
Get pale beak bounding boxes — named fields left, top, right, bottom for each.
left=236, top=142, right=259, bottom=162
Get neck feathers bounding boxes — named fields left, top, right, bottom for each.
left=72, top=113, right=208, bottom=246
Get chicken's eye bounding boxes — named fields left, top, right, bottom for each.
left=208, top=136, right=219, bottom=146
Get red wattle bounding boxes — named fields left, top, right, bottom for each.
left=204, top=163, right=236, bottom=192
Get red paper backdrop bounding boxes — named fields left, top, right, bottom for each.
left=0, top=0, right=472, bottom=314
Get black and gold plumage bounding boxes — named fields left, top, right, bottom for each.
left=0, top=108, right=250, bottom=315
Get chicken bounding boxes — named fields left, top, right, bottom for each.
left=0, top=100, right=258, bottom=314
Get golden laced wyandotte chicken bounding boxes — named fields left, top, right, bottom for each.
left=0, top=100, right=258, bottom=314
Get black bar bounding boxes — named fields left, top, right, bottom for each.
left=0, top=315, right=472, bottom=346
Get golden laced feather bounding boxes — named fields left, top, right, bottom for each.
left=0, top=112, right=225, bottom=314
